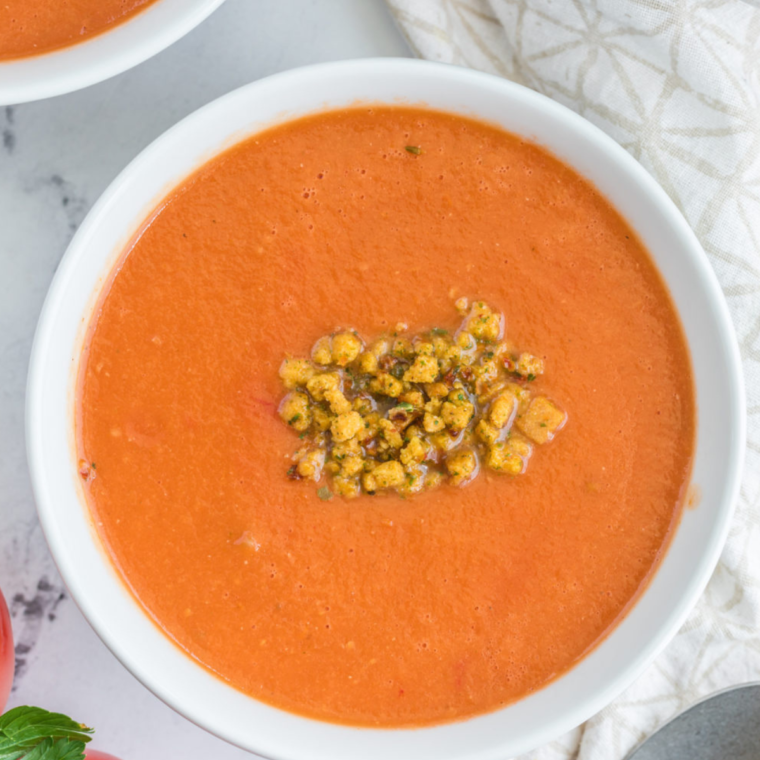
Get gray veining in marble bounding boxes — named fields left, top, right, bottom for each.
left=0, top=1, right=409, bottom=756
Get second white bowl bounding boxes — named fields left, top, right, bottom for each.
left=0, top=0, right=226, bottom=105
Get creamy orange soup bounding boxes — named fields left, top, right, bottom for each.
left=78, top=107, right=694, bottom=727
left=0, top=0, right=159, bottom=60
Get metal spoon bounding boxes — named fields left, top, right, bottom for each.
left=626, top=682, right=760, bottom=759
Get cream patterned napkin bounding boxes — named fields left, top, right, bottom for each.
left=384, top=2, right=760, bottom=758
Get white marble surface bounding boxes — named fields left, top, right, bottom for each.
left=0, top=2, right=409, bottom=756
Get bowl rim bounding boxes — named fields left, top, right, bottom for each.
left=0, top=0, right=226, bottom=105
left=26, top=58, right=746, bottom=760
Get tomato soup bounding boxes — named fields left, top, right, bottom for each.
left=78, top=107, right=695, bottom=727
left=0, top=0, right=158, bottom=60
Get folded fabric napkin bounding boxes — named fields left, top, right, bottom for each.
left=384, top=1, right=760, bottom=757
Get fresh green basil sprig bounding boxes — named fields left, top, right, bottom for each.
left=0, top=706, right=93, bottom=760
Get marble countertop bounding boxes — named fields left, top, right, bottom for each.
left=0, top=2, right=409, bottom=756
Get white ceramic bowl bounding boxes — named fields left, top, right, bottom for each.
left=0, top=0, right=226, bottom=105
left=27, top=59, right=745, bottom=760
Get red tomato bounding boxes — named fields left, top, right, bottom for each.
left=0, top=587, right=12, bottom=711
left=85, top=752, right=122, bottom=760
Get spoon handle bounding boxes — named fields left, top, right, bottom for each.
left=626, top=682, right=760, bottom=760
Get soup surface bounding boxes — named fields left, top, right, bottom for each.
left=0, top=0, right=158, bottom=60
left=78, top=107, right=694, bottom=727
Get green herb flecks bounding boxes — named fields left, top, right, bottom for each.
left=404, top=145, right=422, bottom=155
